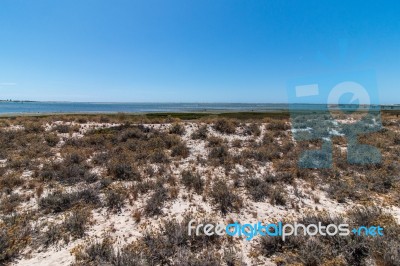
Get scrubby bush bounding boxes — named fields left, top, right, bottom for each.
left=0, top=173, right=24, bottom=192
left=208, top=145, right=231, bottom=165
left=191, top=125, right=208, bottom=140
left=63, top=209, right=91, bottom=239
left=243, top=123, right=261, bottom=136
left=149, top=149, right=170, bottom=163
left=266, top=120, right=289, bottom=131
left=0, top=193, right=22, bottom=214
left=241, top=146, right=280, bottom=162
left=0, top=213, right=32, bottom=264
left=40, top=224, right=64, bottom=248
left=54, top=124, right=71, bottom=133
left=24, top=122, right=44, bottom=133
left=169, top=123, right=186, bottom=135
left=270, top=186, right=287, bottom=206
left=136, top=180, right=156, bottom=194
left=72, top=239, right=115, bottom=266
left=214, top=119, right=236, bottom=134
left=92, top=152, right=109, bottom=165
left=108, top=162, right=140, bottom=181
left=244, top=178, right=269, bottom=202
left=210, top=180, right=241, bottom=214
left=171, top=143, right=190, bottom=158
left=144, top=186, right=168, bottom=216
left=39, top=189, right=100, bottom=213
left=45, top=133, right=59, bottom=147
left=207, top=136, right=224, bottom=147
left=105, top=189, right=125, bottom=213
left=181, top=170, right=204, bottom=194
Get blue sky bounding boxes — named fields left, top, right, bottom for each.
left=0, top=0, right=399, bottom=103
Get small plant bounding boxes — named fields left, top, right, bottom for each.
left=244, top=178, right=269, bottom=202
left=45, top=133, right=59, bottom=147
left=181, top=170, right=204, bottom=194
left=132, top=210, right=142, bottom=223
left=214, top=119, right=236, bottom=134
left=171, top=143, right=189, bottom=158
left=144, top=186, right=168, bottom=216
left=24, top=122, right=44, bottom=133
left=208, top=145, right=231, bottom=165
left=210, top=180, right=241, bottom=214
left=54, top=124, right=70, bottom=133
left=243, top=123, right=261, bottom=136
left=39, top=189, right=100, bottom=213
left=169, top=123, right=186, bottom=135
left=270, top=186, right=287, bottom=206
left=191, top=125, right=208, bottom=140
left=105, top=189, right=125, bottom=213
left=108, top=162, right=140, bottom=181
left=40, top=224, right=64, bottom=248
left=63, top=208, right=91, bottom=239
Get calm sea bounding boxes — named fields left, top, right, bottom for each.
left=0, top=102, right=397, bottom=114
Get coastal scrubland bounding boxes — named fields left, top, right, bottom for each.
left=0, top=112, right=399, bottom=265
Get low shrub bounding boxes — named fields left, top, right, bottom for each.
left=169, top=123, right=186, bottom=135
left=181, top=170, right=204, bottom=194
left=191, top=125, right=208, bottom=140
left=210, top=180, right=241, bottom=214
left=208, top=145, right=231, bottom=165
left=24, top=122, right=44, bottom=133
left=244, top=178, right=269, bottom=202
left=40, top=224, right=64, bottom=248
left=39, top=189, right=100, bottom=213
left=108, top=162, right=140, bottom=181
left=269, top=186, right=287, bottom=206
left=63, top=208, right=91, bottom=239
left=266, top=120, right=289, bottom=131
left=243, top=123, right=261, bottom=136
left=171, top=143, right=190, bottom=158
left=214, top=119, right=236, bottom=134
left=105, top=189, right=125, bottom=213
left=54, top=124, right=70, bottom=133
left=45, top=133, right=60, bottom=147
left=144, top=186, right=168, bottom=216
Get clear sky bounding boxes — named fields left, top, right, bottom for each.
left=0, top=0, right=399, bottom=103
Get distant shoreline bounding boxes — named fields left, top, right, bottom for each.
left=0, top=101, right=399, bottom=117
